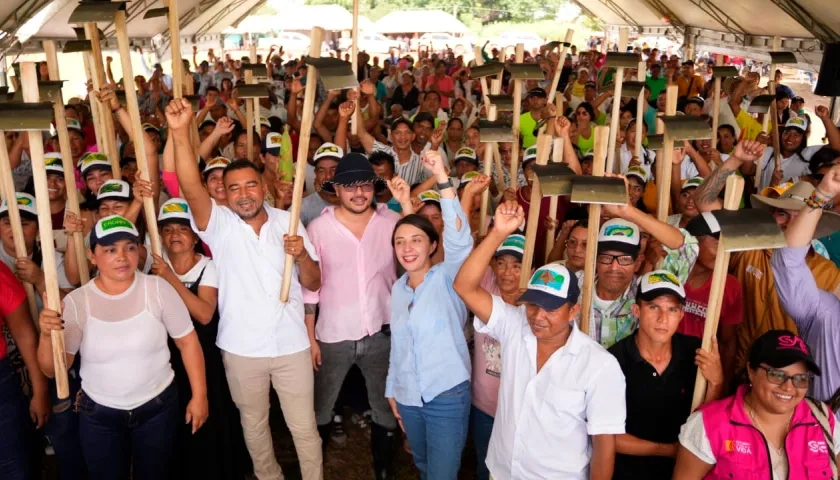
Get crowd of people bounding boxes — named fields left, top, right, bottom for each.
left=1, top=32, right=840, bottom=480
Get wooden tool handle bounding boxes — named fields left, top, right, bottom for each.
left=21, top=62, right=70, bottom=398
left=280, top=27, right=325, bottom=303
left=85, top=23, right=121, bottom=179
left=44, top=41, right=90, bottom=285
left=351, top=0, right=360, bottom=136
left=520, top=134, right=553, bottom=289
left=546, top=30, right=574, bottom=104
left=691, top=175, right=744, bottom=410
left=634, top=61, right=646, bottom=161
left=169, top=0, right=184, bottom=100
left=657, top=85, right=679, bottom=222
left=545, top=137, right=565, bottom=261
left=768, top=81, right=782, bottom=173
left=710, top=77, right=722, bottom=152
left=115, top=11, right=161, bottom=256
left=580, top=126, right=610, bottom=335
left=508, top=44, right=525, bottom=190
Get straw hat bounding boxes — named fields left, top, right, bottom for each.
left=751, top=181, right=840, bottom=238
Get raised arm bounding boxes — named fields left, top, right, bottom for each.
left=815, top=106, right=840, bottom=150
left=312, top=88, right=338, bottom=143
left=603, top=180, right=684, bottom=250
left=555, top=115, right=582, bottom=174
left=165, top=98, right=213, bottom=230
left=285, top=78, right=305, bottom=135
left=198, top=116, right=235, bottom=161
left=334, top=100, right=353, bottom=153
left=694, top=140, right=765, bottom=212
left=453, top=201, right=524, bottom=323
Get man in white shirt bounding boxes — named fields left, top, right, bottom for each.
left=165, top=98, right=324, bottom=480
left=454, top=201, right=626, bottom=480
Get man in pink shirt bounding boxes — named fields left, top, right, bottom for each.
left=303, top=153, right=413, bottom=480
left=424, top=61, right=455, bottom=110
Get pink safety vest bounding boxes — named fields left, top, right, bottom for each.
left=700, top=385, right=835, bottom=480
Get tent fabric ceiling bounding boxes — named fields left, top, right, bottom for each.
left=372, top=10, right=470, bottom=34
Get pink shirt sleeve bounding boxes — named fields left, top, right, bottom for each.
left=162, top=171, right=180, bottom=197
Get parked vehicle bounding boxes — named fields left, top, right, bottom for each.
left=488, top=31, right=545, bottom=54
left=338, top=33, right=401, bottom=54
left=415, top=32, right=473, bottom=55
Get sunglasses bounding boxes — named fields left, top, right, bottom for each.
left=759, top=366, right=812, bottom=389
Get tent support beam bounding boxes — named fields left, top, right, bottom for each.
left=637, top=0, right=686, bottom=36
left=570, top=0, right=606, bottom=29
left=593, top=0, right=643, bottom=30
left=686, top=0, right=748, bottom=42
left=765, top=0, right=840, bottom=44
left=0, top=0, right=56, bottom=56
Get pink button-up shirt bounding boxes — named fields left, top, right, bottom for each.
left=303, top=204, right=400, bottom=343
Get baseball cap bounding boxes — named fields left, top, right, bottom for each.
left=637, top=270, right=686, bottom=303
left=417, top=190, right=441, bottom=206
left=66, top=118, right=84, bottom=134
left=682, top=60, right=695, bottom=66
left=784, top=117, right=808, bottom=132
left=97, top=179, right=132, bottom=202
left=262, top=132, right=282, bottom=156
left=685, top=211, right=721, bottom=239
left=748, top=330, right=821, bottom=376
left=459, top=171, right=480, bottom=187
left=203, top=156, right=232, bottom=174
left=522, top=146, right=538, bottom=166
left=78, top=152, right=112, bottom=177
left=598, top=218, right=641, bottom=256
left=89, top=215, right=140, bottom=249
left=517, top=263, right=581, bottom=311
left=527, top=88, right=547, bottom=99
left=158, top=198, right=192, bottom=225
left=495, top=234, right=525, bottom=261
left=453, top=147, right=478, bottom=166
left=685, top=96, right=705, bottom=108
left=626, top=166, right=647, bottom=183
left=313, top=143, right=344, bottom=163
left=259, top=117, right=271, bottom=129
left=0, top=192, right=38, bottom=220
left=44, top=152, right=64, bottom=174
left=581, top=150, right=594, bottom=163
left=681, top=176, right=704, bottom=191
left=142, top=123, right=160, bottom=135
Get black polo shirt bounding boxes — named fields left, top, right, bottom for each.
left=608, top=331, right=700, bottom=480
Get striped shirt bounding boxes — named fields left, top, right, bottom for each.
left=373, top=141, right=428, bottom=186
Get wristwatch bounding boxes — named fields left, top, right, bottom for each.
left=437, top=180, right=453, bottom=190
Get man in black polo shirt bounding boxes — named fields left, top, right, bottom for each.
left=608, top=270, right=723, bottom=480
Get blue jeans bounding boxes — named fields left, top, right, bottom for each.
left=397, top=381, right=470, bottom=480
left=43, top=363, right=84, bottom=480
left=0, top=358, right=34, bottom=480
left=471, top=406, right=495, bottom=480
left=78, top=381, right=179, bottom=480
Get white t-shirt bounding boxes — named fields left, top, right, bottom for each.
left=757, top=145, right=823, bottom=190
left=619, top=143, right=657, bottom=179
left=165, top=254, right=218, bottom=290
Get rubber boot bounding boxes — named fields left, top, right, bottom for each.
left=370, top=422, right=397, bottom=480
left=317, top=423, right=331, bottom=455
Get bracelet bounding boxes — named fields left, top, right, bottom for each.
left=805, top=190, right=834, bottom=210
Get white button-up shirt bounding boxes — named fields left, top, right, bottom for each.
left=476, top=295, right=626, bottom=480
left=196, top=203, right=319, bottom=358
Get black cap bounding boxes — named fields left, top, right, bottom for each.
left=748, top=330, right=821, bottom=376
left=685, top=212, right=721, bottom=239
left=682, top=60, right=695, bottom=66
left=527, top=87, right=547, bottom=98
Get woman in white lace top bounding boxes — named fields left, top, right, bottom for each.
left=37, top=215, right=208, bottom=480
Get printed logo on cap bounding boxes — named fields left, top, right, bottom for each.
left=497, top=234, right=526, bottom=255
left=682, top=176, right=704, bottom=190
left=603, top=224, right=636, bottom=238
left=79, top=152, right=110, bottom=170
left=94, top=215, right=139, bottom=242
left=523, top=146, right=538, bottom=162
left=204, top=157, right=231, bottom=172
left=45, top=154, right=64, bottom=171
left=0, top=193, right=37, bottom=217
left=626, top=166, right=647, bottom=182
left=66, top=118, right=83, bottom=131
left=460, top=171, right=480, bottom=183
left=599, top=219, right=641, bottom=246
left=640, top=269, right=686, bottom=298
left=314, top=143, right=344, bottom=160
left=260, top=117, right=271, bottom=126
left=455, top=147, right=476, bottom=159
left=266, top=132, right=282, bottom=148
left=785, top=117, right=808, bottom=131
left=99, top=181, right=126, bottom=195
left=648, top=271, right=679, bottom=286
left=527, top=264, right=572, bottom=298
left=162, top=201, right=189, bottom=214
left=418, top=190, right=441, bottom=203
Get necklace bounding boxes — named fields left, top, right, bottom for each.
left=747, top=401, right=792, bottom=454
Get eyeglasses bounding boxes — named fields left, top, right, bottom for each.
left=565, top=239, right=587, bottom=250
left=759, top=366, right=812, bottom=389
left=597, top=253, right=636, bottom=266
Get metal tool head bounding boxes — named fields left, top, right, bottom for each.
left=63, top=40, right=92, bottom=53
left=469, top=63, right=505, bottom=79
left=304, top=57, right=358, bottom=91
left=543, top=41, right=562, bottom=52
left=477, top=119, right=513, bottom=143
left=487, top=94, right=514, bottom=111
left=660, top=115, right=713, bottom=141
left=0, top=102, right=57, bottom=131
left=73, top=26, right=104, bottom=40
left=68, top=1, right=126, bottom=23
left=570, top=176, right=629, bottom=205
left=143, top=7, right=168, bottom=19
left=711, top=66, right=740, bottom=78
left=531, top=163, right=577, bottom=196
left=115, top=90, right=126, bottom=105
left=10, top=81, right=65, bottom=103
left=768, top=51, right=797, bottom=65
left=618, top=81, right=645, bottom=98
left=240, top=63, right=268, bottom=78
left=747, top=94, right=775, bottom=114
left=646, top=134, right=664, bottom=150
left=508, top=63, right=544, bottom=80
left=710, top=209, right=786, bottom=252
left=604, top=52, right=641, bottom=69
left=184, top=95, right=201, bottom=111
left=236, top=84, right=270, bottom=99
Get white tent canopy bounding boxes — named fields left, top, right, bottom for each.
left=372, top=10, right=470, bottom=34
left=221, top=6, right=372, bottom=34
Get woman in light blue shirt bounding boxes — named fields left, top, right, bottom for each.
left=385, top=151, right=475, bottom=479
